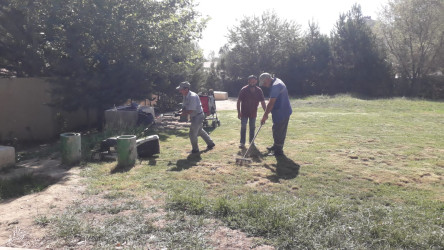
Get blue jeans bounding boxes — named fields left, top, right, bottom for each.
left=240, top=117, right=256, bottom=144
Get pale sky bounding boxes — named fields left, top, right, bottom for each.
left=195, top=0, right=389, bottom=58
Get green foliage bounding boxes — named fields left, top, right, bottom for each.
left=379, top=0, right=444, bottom=77
left=204, top=62, right=223, bottom=91
left=0, top=0, right=208, bottom=128
left=0, top=1, right=51, bottom=76
left=331, top=4, right=393, bottom=96
left=377, top=0, right=444, bottom=96
left=394, top=75, right=444, bottom=99
left=284, top=22, right=333, bottom=95
left=219, top=10, right=302, bottom=95
left=219, top=6, right=394, bottom=97
left=48, top=0, right=206, bottom=124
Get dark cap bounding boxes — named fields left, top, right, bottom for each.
left=247, top=75, right=257, bottom=80
left=176, top=81, right=191, bottom=90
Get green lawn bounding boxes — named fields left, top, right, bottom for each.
left=45, top=95, right=444, bottom=248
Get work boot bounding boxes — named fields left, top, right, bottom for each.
left=207, top=143, right=215, bottom=150
left=239, top=143, right=245, bottom=149
left=266, top=145, right=276, bottom=151
left=267, top=150, right=284, bottom=156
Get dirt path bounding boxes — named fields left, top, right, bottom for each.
left=0, top=159, right=84, bottom=248
left=0, top=160, right=274, bottom=249
left=215, top=97, right=237, bottom=111
left=0, top=100, right=274, bottom=249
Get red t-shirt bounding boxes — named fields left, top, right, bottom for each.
left=238, top=85, right=265, bottom=118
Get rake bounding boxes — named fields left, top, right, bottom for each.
left=235, top=124, right=263, bottom=165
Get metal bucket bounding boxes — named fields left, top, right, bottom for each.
left=60, top=132, right=81, bottom=165
left=117, top=135, right=137, bottom=167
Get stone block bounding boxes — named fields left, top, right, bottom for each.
left=0, top=146, right=15, bottom=169
left=213, top=91, right=228, bottom=100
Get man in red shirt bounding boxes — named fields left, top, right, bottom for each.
left=237, top=75, right=266, bottom=148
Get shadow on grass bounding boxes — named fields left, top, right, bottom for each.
left=203, top=126, right=217, bottom=134
left=265, top=155, right=300, bottom=182
left=170, top=153, right=202, bottom=171
left=237, top=145, right=264, bottom=164
left=0, top=157, right=79, bottom=203
left=110, top=163, right=136, bottom=174
left=141, top=155, right=159, bottom=166
left=155, top=129, right=189, bottom=141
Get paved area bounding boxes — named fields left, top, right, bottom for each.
left=215, top=97, right=236, bottom=110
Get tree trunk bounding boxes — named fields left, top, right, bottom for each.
left=96, top=104, right=105, bottom=131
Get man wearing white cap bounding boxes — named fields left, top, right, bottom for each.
left=177, top=81, right=215, bottom=154
left=259, top=73, right=292, bottom=156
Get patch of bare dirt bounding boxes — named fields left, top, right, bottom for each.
left=209, top=225, right=274, bottom=250
left=1, top=157, right=277, bottom=249
left=0, top=158, right=85, bottom=248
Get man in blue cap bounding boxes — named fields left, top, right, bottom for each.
left=259, top=73, right=292, bottom=156
left=177, top=81, right=215, bottom=154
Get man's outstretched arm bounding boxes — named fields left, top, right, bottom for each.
left=261, top=98, right=276, bottom=124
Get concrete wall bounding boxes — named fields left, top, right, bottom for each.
left=0, top=78, right=96, bottom=142
left=104, top=109, right=138, bottom=130
left=0, top=146, right=15, bottom=169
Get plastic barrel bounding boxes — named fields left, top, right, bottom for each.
left=117, top=135, right=137, bottom=167
left=60, top=132, right=81, bottom=165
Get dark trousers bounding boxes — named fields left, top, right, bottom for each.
left=272, top=116, right=290, bottom=152
left=240, top=117, right=256, bottom=144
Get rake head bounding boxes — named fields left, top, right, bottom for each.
left=235, top=157, right=252, bottom=165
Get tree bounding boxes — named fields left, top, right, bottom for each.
left=220, top=11, right=301, bottom=82
left=204, top=62, right=222, bottom=91
left=283, top=22, right=332, bottom=95
left=377, top=0, right=444, bottom=95
left=0, top=1, right=53, bottom=76
left=331, top=4, right=393, bottom=96
left=0, top=0, right=207, bottom=128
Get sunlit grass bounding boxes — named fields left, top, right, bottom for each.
left=49, top=95, right=443, bottom=248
